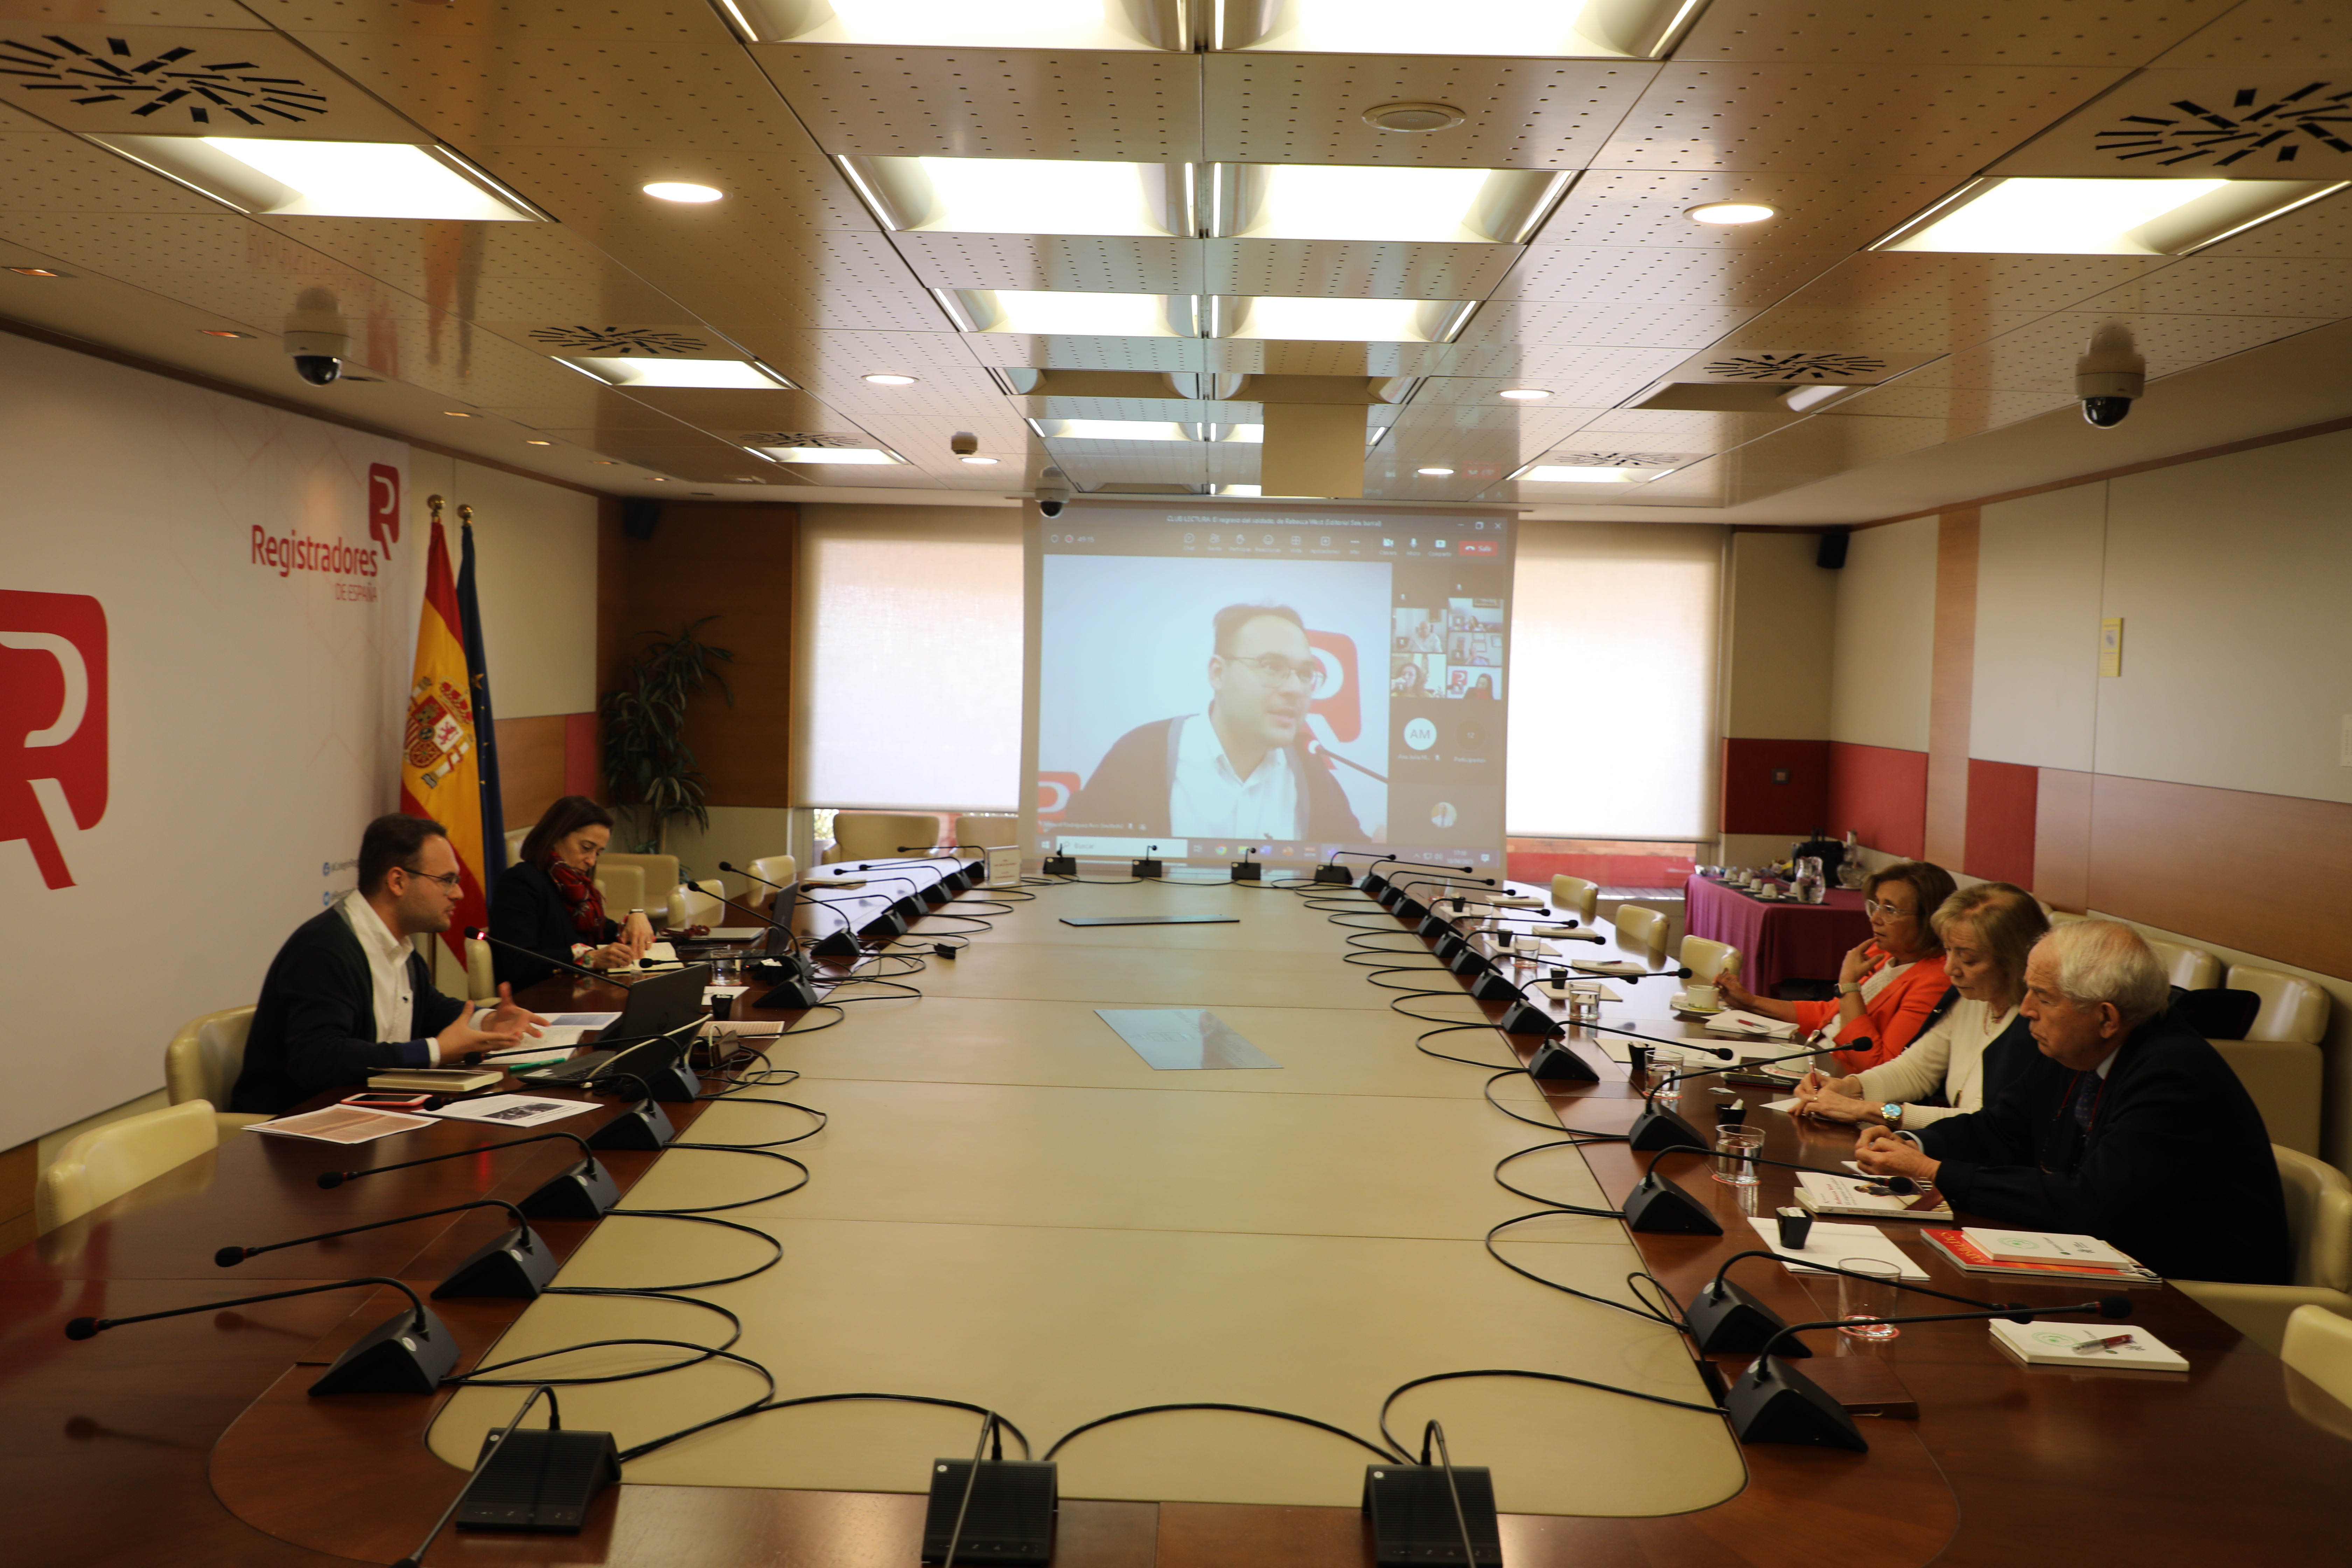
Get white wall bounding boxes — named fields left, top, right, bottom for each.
left=1828, top=514, right=1935, bottom=751
left=1972, top=485, right=2104, bottom=771
left=1720, top=530, right=1836, bottom=741
left=0, top=331, right=417, bottom=1150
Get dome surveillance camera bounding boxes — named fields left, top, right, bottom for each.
left=1035, top=465, right=1069, bottom=518
left=2075, top=329, right=2144, bottom=429
left=950, top=430, right=979, bottom=456
left=283, top=327, right=350, bottom=388
left=291, top=354, right=343, bottom=386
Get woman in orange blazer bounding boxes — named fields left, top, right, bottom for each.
left=1717, top=860, right=1959, bottom=1071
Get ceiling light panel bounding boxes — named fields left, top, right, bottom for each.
left=887, top=232, right=1201, bottom=294
left=1235, top=165, right=1566, bottom=244
left=1531, top=169, right=1956, bottom=252
left=568, top=356, right=793, bottom=389
left=1200, top=57, right=1655, bottom=168
left=730, top=0, right=1159, bottom=49
left=1229, top=295, right=1473, bottom=342
left=1237, top=0, right=1705, bottom=59
left=1879, top=177, right=2347, bottom=255
left=755, top=445, right=906, bottom=463
left=841, top=155, right=1175, bottom=236
left=0, top=130, right=243, bottom=216
left=1034, top=419, right=1264, bottom=443
left=1674, top=4, right=2234, bottom=67
left=951, top=288, right=1186, bottom=336
left=1203, top=238, right=1523, bottom=303
left=88, top=136, right=541, bottom=220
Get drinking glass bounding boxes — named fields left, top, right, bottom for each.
left=1837, top=1258, right=1903, bottom=1340
left=1712, top=1124, right=1764, bottom=1186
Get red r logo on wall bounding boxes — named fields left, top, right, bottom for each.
left=368, top=464, right=401, bottom=558
left=0, top=590, right=107, bottom=890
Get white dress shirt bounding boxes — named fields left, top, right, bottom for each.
left=1168, top=711, right=1301, bottom=841
left=336, top=889, right=439, bottom=1064
left=1854, top=997, right=2017, bottom=1127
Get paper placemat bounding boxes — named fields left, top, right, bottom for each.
left=1744, top=1216, right=1928, bottom=1279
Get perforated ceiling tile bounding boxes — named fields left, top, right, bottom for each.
left=0, top=209, right=437, bottom=317
left=247, top=0, right=729, bottom=42
left=472, top=143, right=870, bottom=233
left=2070, top=253, right=2352, bottom=318
left=753, top=47, right=1203, bottom=161
left=1201, top=57, right=1654, bottom=168
left=2153, top=0, right=2352, bottom=66
left=1204, top=239, right=1524, bottom=302
left=963, top=332, right=1209, bottom=372
left=1713, top=410, right=1953, bottom=504
left=1821, top=379, right=2076, bottom=434
left=1023, top=397, right=1260, bottom=422
left=729, top=328, right=1009, bottom=409
left=1417, top=339, right=1694, bottom=394
left=0, top=131, right=234, bottom=212
left=240, top=216, right=691, bottom=314
left=1761, top=251, right=2170, bottom=316
left=1596, top=64, right=2127, bottom=175
left=889, top=232, right=1201, bottom=294
left=1703, top=303, right=2050, bottom=357
left=1560, top=411, right=1805, bottom=454
left=1530, top=170, right=1955, bottom=252
left=1676, top=1, right=2233, bottom=67
left=1449, top=298, right=1754, bottom=351
left=566, top=222, right=947, bottom=335
left=1990, top=68, right=2352, bottom=176
left=0, top=0, right=266, bottom=28
left=0, top=24, right=425, bottom=138
left=1490, top=244, right=1842, bottom=310
left=2191, top=187, right=2352, bottom=257
left=1903, top=308, right=2338, bottom=391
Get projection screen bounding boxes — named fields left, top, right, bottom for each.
left=1024, top=501, right=1514, bottom=874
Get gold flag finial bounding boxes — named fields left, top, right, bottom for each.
left=427, top=493, right=444, bottom=521
left=458, top=503, right=474, bottom=525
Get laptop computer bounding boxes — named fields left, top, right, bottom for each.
left=516, top=963, right=710, bottom=1091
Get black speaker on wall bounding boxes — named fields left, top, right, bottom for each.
left=1816, top=530, right=1849, bottom=570
left=621, top=499, right=664, bottom=541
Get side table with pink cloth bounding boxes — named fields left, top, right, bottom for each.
left=1682, top=874, right=1874, bottom=996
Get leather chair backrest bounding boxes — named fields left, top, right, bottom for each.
left=2281, top=1303, right=2352, bottom=1411
left=2275, top=1146, right=2352, bottom=1294
left=2213, top=1041, right=2325, bottom=1157
left=1679, top=936, right=1742, bottom=985
left=594, top=863, right=646, bottom=919
left=465, top=936, right=497, bottom=1003
left=37, top=1100, right=219, bottom=1232
left=954, top=813, right=1018, bottom=848
left=1550, top=874, right=1599, bottom=924
left=830, top=812, right=946, bottom=863
left=2226, top=964, right=2330, bottom=1045
left=164, top=1005, right=255, bottom=1107
left=1615, top=904, right=1669, bottom=962
left=598, top=852, right=679, bottom=912
left=2145, top=937, right=2221, bottom=990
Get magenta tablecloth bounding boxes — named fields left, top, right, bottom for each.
left=1682, top=875, right=1874, bottom=995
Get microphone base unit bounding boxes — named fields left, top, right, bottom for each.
left=1685, top=1278, right=1811, bottom=1358
left=1498, top=1001, right=1564, bottom=1041
left=308, top=1303, right=461, bottom=1396
left=1362, top=1462, right=1503, bottom=1567
left=753, top=975, right=822, bottom=1010
left=1416, top=911, right=1451, bottom=939
left=1620, top=1171, right=1726, bottom=1236
left=433, top=1226, right=559, bottom=1300
left=1447, top=946, right=1492, bottom=978
left=1723, top=1354, right=1868, bottom=1451
left=812, top=929, right=862, bottom=960
left=1524, top=1040, right=1600, bottom=1081
left=920, top=883, right=952, bottom=908
left=1469, top=969, right=1520, bottom=1003
left=1132, top=857, right=1164, bottom=879
left=1626, top=1101, right=1713, bottom=1154
left=456, top=1427, right=621, bottom=1532
left=1231, top=859, right=1261, bottom=881
left=517, top=1158, right=622, bottom=1221
left=586, top=1098, right=678, bottom=1152
left=1042, top=853, right=1077, bottom=876
left=1314, top=864, right=1353, bottom=884
left=1395, top=897, right=1429, bottom=921
left=922, top=1458, right=1058, bottom=1566
left=1361, top=872, right=1390, bottom=895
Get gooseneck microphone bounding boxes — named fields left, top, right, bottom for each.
left=392, top=1382, right=619, bottom=1564
left=699, top=885, right=820, bottom=1009
left=65, top=1276, right=458, bottom=1395
left=465, top=925, right=624, bottom=987
left=318, top=1129, right=619, bottom=1220
left=1728, top=1297, right=2130, bottom=1451
left=215, top=1197, right=555, bottom=1300
left=1391, top=873, right=1496, bottom=920
left=1684, top=1247, right=2019, bottom=1356
left=1353, top=853, right=1472, bottom=894
left=1621, top=1039, right=1817, bottom=1154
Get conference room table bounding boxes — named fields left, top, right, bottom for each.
left=3, top=861, right=2345, bottom=1568
left=1683, top=872, right=1873, bottom=995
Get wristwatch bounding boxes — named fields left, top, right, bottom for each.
left=1881, top=1102, right=1904, bottom=1129
left=1837, top=981, right=1863, bottom=996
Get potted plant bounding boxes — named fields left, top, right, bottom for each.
left=600, top=615, right=735, bottom=855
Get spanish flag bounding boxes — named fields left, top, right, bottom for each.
left=399, top=516, right=488, bottom=957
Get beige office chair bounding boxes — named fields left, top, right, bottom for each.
left=37, top=1100, right=221, bottom=1232
left=1615, top=903, right=1670, bottom=964
left=2047, top=909, right=2088, bottom=925
left=2281, top=1304, right=2352, bottom=1434
left=1679, top=935, right=1743, bottom=986
left=1550, top=874, right=1600, bottom=924
left=598, top=852, right=678, bottom=917
left=954, top=813, right=1019, bottom=858
left=465, top=934, right=497, bottom=1003
left=2145, top=937, right=2221, bottom=991
left=163, top=1005, right=266, bottom=1134
left=2212, top=964, right=2331, bottom=1156
left=744, top=854, right=798, bottom=909
left=594, top=861, right=646, bottom=920
left=828, top=812, right=945, bottom=863
left=667, top=878, right=725, bottom=927
left=2174, top=1146, right=2352, bottom=1356
left=504, top=826, right=531, bottom=864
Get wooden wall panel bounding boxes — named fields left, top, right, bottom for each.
left=1827, top=742, right=1928, bottom=860
left=496, top=714, right=567, bottom=830
left=1924, top=509, right=1979, bottom=867
left=1962, top=758, right=2037, bottom=889
left=2032, top=768, right=2094, bottom=912
left=564, top=711, right=600, bottom=799
left=604, top=503, right=798, bottom=810
left=1719, top=738, right=1831, bottom=835
left=2087, top=775, right=2352, bottom=982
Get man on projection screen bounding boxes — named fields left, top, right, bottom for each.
left=1067, top=603, right=1365, bottom=842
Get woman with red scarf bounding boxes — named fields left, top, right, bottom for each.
left=487, top=796, right=657, bottom=991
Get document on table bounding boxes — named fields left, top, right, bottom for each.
left=248, top=1105, right=436, bottom=1144
left=1094, top=1008, right=1280, bottom=1070
left=428, top=1093, right=597, bottom=1127
left=1744, top=1216, right=1929, bottom=1280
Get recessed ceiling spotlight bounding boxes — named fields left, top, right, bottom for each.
left=648, top=476, right=669, bottom=482
left=1418, top=466, right=1456, bottom=476
left=524, top=438, right=555, bottom=446
left=960, top=455, right=1000, bottom=465
left=7, top=266, right=66, bottom=277
left=863, top=373, right=918, bottom=385
left=1498, top=388, right=1550, bottom=400
left=1364, top=102, right=1466, bottom=133
left=593, top=460, right=620, bottom=465
left=198, top=328, right=255, bottom=338
left=443, top=410, right=477, bottom=417
left=1688, top=202, right=1777, bottom=226
left=733, top=476, right=762, bottom=483
left=644, top=181, right=723, bottom=203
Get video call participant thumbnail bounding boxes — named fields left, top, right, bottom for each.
left=1065, top=602, right=1365, bottom=841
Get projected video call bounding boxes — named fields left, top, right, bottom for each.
left=1028, top=505, right=1513, bottom=871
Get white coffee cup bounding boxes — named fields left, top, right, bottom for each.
left=1685, top=983, right=1720, bottom=1010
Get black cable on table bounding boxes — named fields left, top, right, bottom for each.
left=617, top=1392, right=1034, bottom=1465
left=1375, top=1368, right=1724, bottom=1461
left=1042, top=1401, right=1401, bottom=1463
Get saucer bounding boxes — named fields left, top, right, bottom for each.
left=1672, top=992, right=1724, bottom=1015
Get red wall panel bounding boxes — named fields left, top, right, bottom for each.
left=563, top=711, right=600, bottom=799
left=1963, top=758, right=2038, bottom=888
left=1827, top=742, right=1928, bottom=861
left=1720, top=737, right=1832, bottom=835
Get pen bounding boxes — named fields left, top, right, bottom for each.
left=2070, top=1333, right=2136, bottom=1355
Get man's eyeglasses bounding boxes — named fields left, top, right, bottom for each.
left=1864, top=899, right=1917, bottom=920
left=1224, top=653, right=1324, bottom=691
left=400, top=865, right=465, bottom=892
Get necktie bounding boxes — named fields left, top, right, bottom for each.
left=2070, top=1071, right=2099, bottom=1130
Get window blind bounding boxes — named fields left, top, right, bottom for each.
left=1506, top=520, right=1724, bottom=839
left=793, top=505, right=1024, bottom=809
